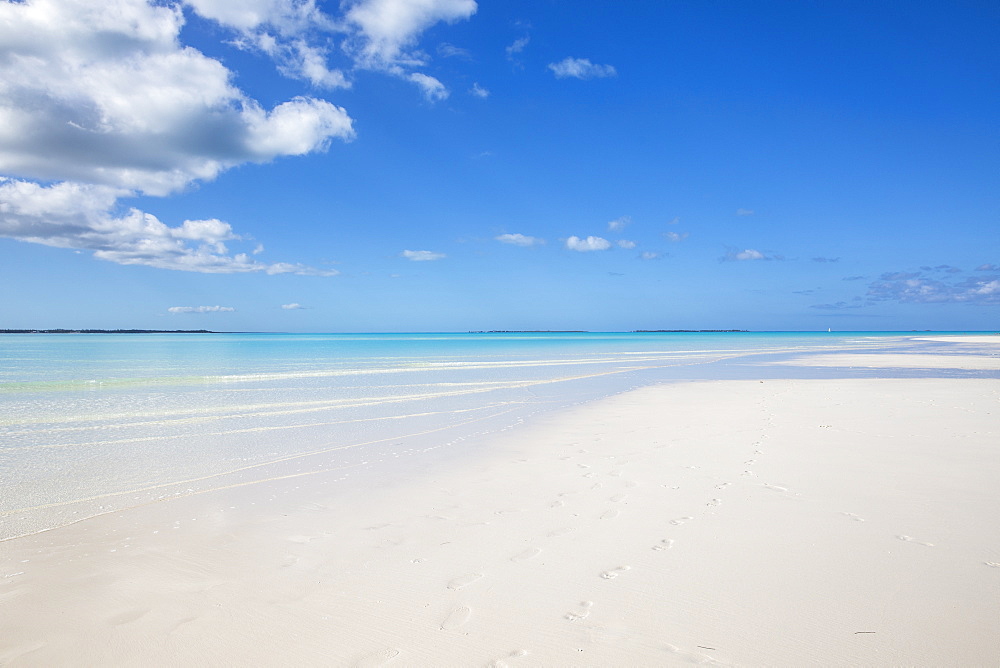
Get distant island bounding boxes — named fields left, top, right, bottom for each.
left=1, top=329, right=215, bottom=334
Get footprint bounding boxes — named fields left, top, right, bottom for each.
left=609, top=493, right=628, bottom=503
left=107, top=608, right=150, bottom=626
left=355, top=647, right=401, bottom=667
left=600, top=565, right=631, bottom=580
left=715, top=482, right=731, bottom=490
left=897, top=535, right=934, bottom=547
left=763, top=484, right=787, bottom=492
left=706, top=498, right=721, bottom=507
left=985, top=562, right=1000, bottom=568
left=841, top=512, right=865, bottom=522
left=511, top=547, right=541, bottom=562
left=664, top=643, right=724, bottom=665
left=670, top=516, right=693, bottom=526
left=625, top=480, right=639, bottom=488
left=565, top=601, right=593, bottom=622
left=440, top=606, right=472, bottom=630
left=609, top=469, right=623, bottom=477
left=652, top=539, right=675, bottom=551
left=549, top=499, right=565, bottom=508
left=591, top=482, right=604, bottom=490
left=487, top=649, right=528, bottom=668
left=600, top=509, right=620, bottom=520
left=447, top=573, right=483, bottom=590
left=547, top=527, right=575, bottom=537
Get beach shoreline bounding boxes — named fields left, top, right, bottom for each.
left=1, top=338, right=998, bottom=666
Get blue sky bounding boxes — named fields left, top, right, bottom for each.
left=1, top=0, right=997, bottom=332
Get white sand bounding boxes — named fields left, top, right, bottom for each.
left=2, top=373, right=999, bottom=665
left=776, top=353, right=1000, bottom=369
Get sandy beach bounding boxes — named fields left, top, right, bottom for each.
left=1, top=341, right=998, bottom=666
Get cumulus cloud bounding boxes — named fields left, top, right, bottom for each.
left=168, top=305, right=236, bottom=313
left=281, top=302, right=305, bottom=309
left=0, top=0, right=354, bottom=195
left=469, top=82, right=490, bottom=98
left=607, top=216, right=630, bottom=232
left=721, top=248, right=784, bottom=262
left=0, top=179, right=338, bottom=274
left=401, top=249, right=445, bottom=261
left=496, top=233, right=543, bottom=247
left=566, top=235, right=611, bottom=252
left=548, top=57, right=617, bottom=80
left=0, top=0, right=357, bottom=275
left=186, top=0, right=475, bottom=100
left=344, top=0, right=476, bottom=68
left=640, top=251, right=660, bottom=260
left=617, top=240, right=636, bottom=249
left=665, top=231, right=688, bottom=242
left=867, top=267, right=1000, bottom=304
left=408, top=72, right=449, bottom=101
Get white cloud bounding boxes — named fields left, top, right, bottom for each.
left=607, top=215, right=630, bottom=232
left=438, top=43, right=470, bottom=59
left=469, top=82, right=490, bottom=98
left=408, top=72, right=449, bottom=101
left=736, top=208, right=754, bottom=216
left=496, top=233, right=543, bottom=247
left=184, top=0, right=323, bottom=34
left=505, top=36, right=529, bottom=60
left=866, top=267, right=1000, bottom=304
left=0, top=0, right=354, bottom=196
left=168, top=305, right=236, bottom=313
left=0, top=0, right=354, bottom=275
left=617, top=240, right=636, bottom=249
left=401, top=249, right=445, bottom=261
left=667, top=216, right=680, bottom=225
left=188, top=0, right=473, bottom=106
left=548, top=57, right=616, bottom=80
left=640, top=251, right=660, bottom=260
left=665, top=231, right=688, bottom=242
left=281, top=302, right=305, bottom=309
left=344, top=0, right=477, bottom=68
left=0, top=179, right=338, bottom=275
left=721, top=248, right=783, bottom=262
left=566, top=235, right=611, bottom=252
left=185, top=0, right=348, bottom=89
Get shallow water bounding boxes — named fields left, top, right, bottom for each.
left=0, top=331, right=987, bottom=539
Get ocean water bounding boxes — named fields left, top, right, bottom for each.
left=0, top=331, right=982, bottom=540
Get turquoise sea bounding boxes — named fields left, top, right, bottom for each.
left=0, top=331, right=992, bottom=540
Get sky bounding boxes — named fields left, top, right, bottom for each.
left=1, top=0, right=998, bottom=332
